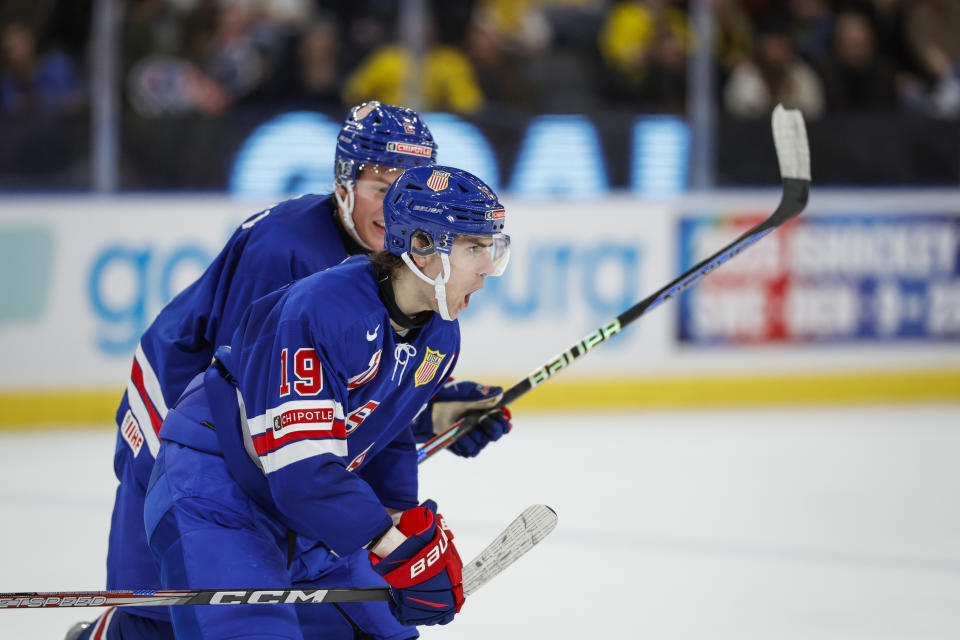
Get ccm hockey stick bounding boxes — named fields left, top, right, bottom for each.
left=0, top=505, right=557, bottom=610
left=417, top=104, right=811, bottom=463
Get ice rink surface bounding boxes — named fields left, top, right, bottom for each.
left=2, top=404, right=960, bottom=639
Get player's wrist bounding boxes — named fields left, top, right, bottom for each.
left=368, top=525, right=407, bottom=559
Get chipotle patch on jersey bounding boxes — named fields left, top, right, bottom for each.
left=273, top=407, right=335, bottom=431
left=413, top=347, right=446, bottom=387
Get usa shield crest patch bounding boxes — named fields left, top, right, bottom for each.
left=426, top=170, right=450, bottom=192
left=413, top=347, right=446, bottom=387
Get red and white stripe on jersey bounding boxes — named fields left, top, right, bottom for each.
left=124, top=344, right=165, bottom=458
left=346, top=441, right=374, bottom=471
left=436, top=351, right=456, bottom=389
left=246, top=399, right=348, bottom=474
left=90, top=606, right=117, bottom=640
left=347, top=349, right=381, bottom=390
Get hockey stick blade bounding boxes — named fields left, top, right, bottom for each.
left=462, top=504, right=558, bottom=597
left=772, top=103, right=811, bottom=183
left=417, top=105, right=810, bottom=463
left=0, top=506, right=557, bottom=609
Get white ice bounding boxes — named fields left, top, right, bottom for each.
left=2, top=405, right=959, bottom=639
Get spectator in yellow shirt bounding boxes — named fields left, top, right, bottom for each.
left=598, top=0, right=690, bottom=86
left=343, top=42, right=484, bottom=115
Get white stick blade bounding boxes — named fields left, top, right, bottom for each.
left=771, top=104, right=811, bottom=181
left=462, top=504, right=558, bottom=597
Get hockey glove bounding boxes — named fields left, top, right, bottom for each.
left=369, top=500, right=464, bottom=626
left=414, top=380, right=513, bottom=458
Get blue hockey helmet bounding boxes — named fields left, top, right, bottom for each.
left=334, top=101, right=438, bottom=187
left=383, top=166, right=510, bottom=321
left=334, top=101, right=437, bottom=250
left=384, top=166, right=508, bottom=258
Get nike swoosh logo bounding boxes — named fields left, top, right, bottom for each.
left=407, top=596, right=449, bottom=608
left=366, top=324, right=380, bottom=341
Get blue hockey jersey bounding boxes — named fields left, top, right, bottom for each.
left=108, top=194, right=361, bottom=607
left=162, top=255, right=460, bottom=555
left=114, top=194, right=357, bottom=486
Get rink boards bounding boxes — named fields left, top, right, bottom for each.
left=0, top=190, right=958, bottom=426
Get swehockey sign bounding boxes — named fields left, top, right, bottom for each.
left=678, top=214, right=960, bottom=343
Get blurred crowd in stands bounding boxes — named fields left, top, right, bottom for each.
left=2, top=0, right=960, bottom=122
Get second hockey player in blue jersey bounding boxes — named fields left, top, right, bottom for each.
left=142, top=166, right=511, bottom=639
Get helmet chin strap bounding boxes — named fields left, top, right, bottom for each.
left=402, top=252, right=453, bottom=321
left=333, top=182, right=373, bottom=251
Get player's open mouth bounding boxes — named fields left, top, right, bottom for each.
left=462, top=284, right=483, bottom=309
left=373, top=221, right=385, bottom=231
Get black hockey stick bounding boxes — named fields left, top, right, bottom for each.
left=417, top=104, right=811, bottom=463
left=0, top=505, right=557, bottom=610
left=0, top=588, right=388, bottom=609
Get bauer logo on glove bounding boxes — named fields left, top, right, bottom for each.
left=409, top=517, right=450, bottom=579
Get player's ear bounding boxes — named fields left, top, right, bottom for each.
left=409, top=233, right=433, bottom=270
left=411, top=252, right=432, bottom=270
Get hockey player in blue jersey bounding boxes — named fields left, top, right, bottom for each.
left=70, top=105, right=511, bottom=640
left=140, top=165, right=511, bottom=639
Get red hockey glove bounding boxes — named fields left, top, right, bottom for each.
left=369, top=500, right=464, bottom=626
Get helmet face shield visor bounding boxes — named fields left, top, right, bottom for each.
left=488, top=233, right=511, bottom=276
left=450, top=233, right=511, bottom=277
